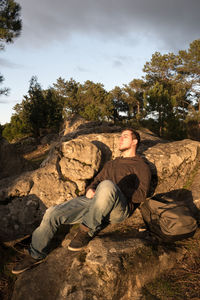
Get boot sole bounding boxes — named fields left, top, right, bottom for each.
left=68, top=245, right=85, bottom=251
left=12, top=258, right=45, bottom=275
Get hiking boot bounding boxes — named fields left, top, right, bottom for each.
left=12, top=255, right=45, bottom=275
left=68, top=224, right=92, bottom=251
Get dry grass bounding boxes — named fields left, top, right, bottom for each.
left=23, top=144, right=51, bottom=169
left=142, top=230, right=200, bottom=299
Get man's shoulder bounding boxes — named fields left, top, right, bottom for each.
left=113, top=155, right=144, bottom=162
left=111, top=155, right=146, bottom=166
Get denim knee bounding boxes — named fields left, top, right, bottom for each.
left=42, top=206, right=63, bottom=227
left=96, top=180, right=117, bottom=194
left=94, top=180, right=117, bottom=207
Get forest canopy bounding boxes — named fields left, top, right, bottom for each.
left=1, top=38, right=200, bottom=142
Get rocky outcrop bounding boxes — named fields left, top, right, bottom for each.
left=0, top=138, right=102, bottom=242
left=1, top=124, right=200, bottom=300
left=144, top=139, right=200, bottom=199
left=61, top=114, right=121, bottom=137
left=11, top=229, right=184, bottom=300
left=0, top=131, right=200, bottom=243
left=11, top=213, right=200, bottom=300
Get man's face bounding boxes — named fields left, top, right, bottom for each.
left=119, top=130, right=136, bottom=151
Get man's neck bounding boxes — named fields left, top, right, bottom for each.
left=121, top=148, right=136, bottom=158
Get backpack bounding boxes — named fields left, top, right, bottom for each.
left=140, top=194, right=198, bottom=242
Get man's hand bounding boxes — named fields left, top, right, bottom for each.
left=86, top=188, right=95, bottom=199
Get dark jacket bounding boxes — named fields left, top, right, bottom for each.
left=87, top=155, right=151, bottom=213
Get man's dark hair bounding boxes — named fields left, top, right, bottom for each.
left=121, top=128, right=141, bottom=149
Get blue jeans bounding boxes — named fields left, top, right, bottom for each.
left=30, top=180, right=130, bottom=259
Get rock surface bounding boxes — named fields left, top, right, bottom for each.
left=0, top=121, right=200, bottom=299
left=11, top=215, right=199, bottom=300
left=0, top=130, right=200, bottom=241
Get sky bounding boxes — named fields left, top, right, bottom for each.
left=0, top=0, right=200, bottom=125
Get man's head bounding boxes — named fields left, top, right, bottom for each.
left=119, top=128, right=140, bottom=157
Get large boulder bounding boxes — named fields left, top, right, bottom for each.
left=11, top=215, right=200, bottom=300
left=143, top=139, right=200, bottom=196
left=0, top=139, right=102, bottom=241
left=60, top=114, right=121, bottom=137
left=1, top=128, right=200, bottom=299
left=0, top=132, right=200, bottom=243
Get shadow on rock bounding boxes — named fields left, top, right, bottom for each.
left=0, top=194, right=46, bottom=244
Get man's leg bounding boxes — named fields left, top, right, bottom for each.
left=12, top=196, right=91, bottom=274
left=83, top=180, right=130, bottom=235
left=30, top=196, right=91, bottom=259
left=68, top=180, right=130, bottom=250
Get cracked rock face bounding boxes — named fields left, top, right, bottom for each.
left=59, top=139, right=101, bottom=191
left=11, top=220, right=187, bottom=300
left=0, top=139, right=102, bottom=242
left=0, top=132, right=199, bottom=245
left=143, top=139, right=200, bottom=195
left=1, top=127, right=200, bottom=299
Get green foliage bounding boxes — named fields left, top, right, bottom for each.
left=0, top=0, right=22, bottom=96
left=2, top=115, right=28, bottom=142
left=122, top=79, right=146, bottom=120
left=2, top=39, right=200, bottom=141
left=144, top=82, right=173, bottom=137
left=22, top=77, right=47, bottom=136
left=109, top=86, right=129, bottom=122
left=142, top=47, right=195, bottom=138
left=0, top=74, right=9, bottom=96
left=179, top=39, right=200, bottom=78
left=0, top=0, right=22, bottom=49
left=179, top=39, right=200, bottom=112
left=54, top=78, right=113, bottom=121
left=4, top=76, right=64, bottom=139
left=43, top=89, right=64, bottom=131
left=78, top=80, right=113, bottom=121
left=53, top=77, right=82, bottom=116
left=143, top=51, right=180, bottom=83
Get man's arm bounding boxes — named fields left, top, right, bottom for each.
left=86, top=160, right=111, bottom=194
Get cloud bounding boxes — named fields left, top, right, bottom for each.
left=0, top=98, right=18, bottom=104
left=112, top=55, right=130, bottom=68
left=0, top=58, right=23, bottom=69
left=113, top=60, right=123, bottom=68
left=17, top=0, right=200, bottom=51
left=75, top=66, right=90, bottom=73
left=0, top=98, right=10, bottom=104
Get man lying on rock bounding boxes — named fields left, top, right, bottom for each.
left=12, top=128, right=151, bottom=274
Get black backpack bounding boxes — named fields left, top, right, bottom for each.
left=140, top=194, right=198, bottom=242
